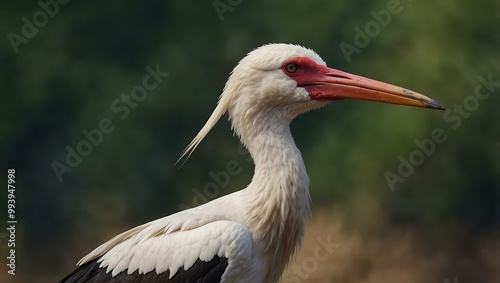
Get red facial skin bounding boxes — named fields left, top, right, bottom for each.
left=281, top=57, right=445, bottom=110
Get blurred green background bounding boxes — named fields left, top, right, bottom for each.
left=1, top=0, right=499, bottom=282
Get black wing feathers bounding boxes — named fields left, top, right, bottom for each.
left=59, top=256, right=229, bottom=283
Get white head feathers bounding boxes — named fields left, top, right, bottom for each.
left=177, top=43, right=325, bottom=163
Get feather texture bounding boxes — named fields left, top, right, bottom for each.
left=61, top=44, right=328, bottom=283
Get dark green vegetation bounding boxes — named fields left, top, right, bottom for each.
left=1, top=1, right=498, bottom=282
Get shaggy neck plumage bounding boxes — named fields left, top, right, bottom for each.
left=231, top=109, right=311, bottom=282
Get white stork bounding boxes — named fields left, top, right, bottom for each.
left=60, top=43, right=444, bottom=283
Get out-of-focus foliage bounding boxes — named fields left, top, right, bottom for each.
left=0, top=0, right=498, bottom=282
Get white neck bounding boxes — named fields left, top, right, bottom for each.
left=234, top=110, right=311, bottom=282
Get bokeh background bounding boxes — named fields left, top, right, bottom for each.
left=1, top=0, right=499, bottom=282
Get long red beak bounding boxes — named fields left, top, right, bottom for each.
left=304, top=67, right=445, bottom=110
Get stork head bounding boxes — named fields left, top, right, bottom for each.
left=179, top=43, right=444, bottom=161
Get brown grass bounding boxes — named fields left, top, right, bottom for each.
left=281, top=208, right=500, bottom=283
left=24, top=207, right=499, bottom=283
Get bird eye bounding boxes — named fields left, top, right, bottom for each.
left=286, top=63, right=297, bottom=73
